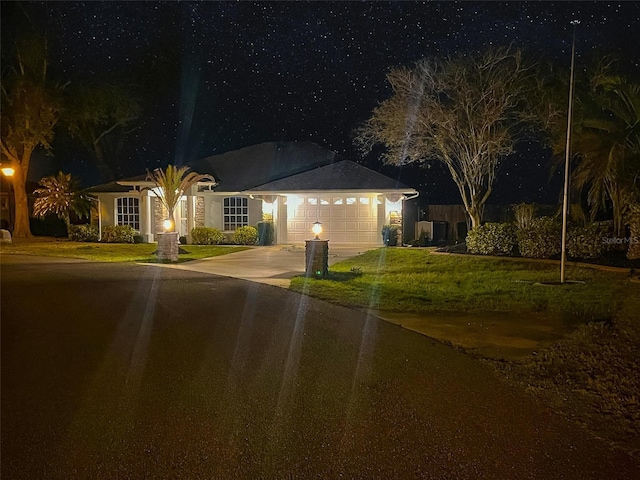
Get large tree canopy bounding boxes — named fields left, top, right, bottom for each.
left=0, top=33, right=62, bottom=238
left=355, top=47, right=554, bottom=230
left=64, top=82, right=142, bottom=182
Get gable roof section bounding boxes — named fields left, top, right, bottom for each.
left=189, top=141, right=343, bottom=191
left=246, top=160, right=414, bottom=193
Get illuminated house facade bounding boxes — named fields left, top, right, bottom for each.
left=88, top=142, right=417, bottom=245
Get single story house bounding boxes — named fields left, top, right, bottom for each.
left=88, top=141, right=418, bottom=245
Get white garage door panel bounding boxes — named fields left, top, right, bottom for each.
left=287, top=196, right=380, bottom=244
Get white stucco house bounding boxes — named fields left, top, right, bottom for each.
left=88, top=141, right=418, bottom=245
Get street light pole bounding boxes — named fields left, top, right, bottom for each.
left=1, top=166, right=15, bottom=232
left=560, top=20, right=579, bottom=284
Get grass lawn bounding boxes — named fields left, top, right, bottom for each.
left=290, top=248, right=633, bottom=321
left=0, top=240, right=250, bottom=263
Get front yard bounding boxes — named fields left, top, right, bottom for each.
left=0, top=240, right=250, bottom=263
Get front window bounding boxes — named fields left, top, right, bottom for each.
left=116, top=197, right=139, bottom=230
left=223, top=196, right=248, bottom=230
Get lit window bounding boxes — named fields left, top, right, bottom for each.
left=333, top=197, right=343, bottom=205
left=307, top=197, right=317, bottom=205
left=359, top=197, right=370, bottom=205
left=320, top=198, right=330, bottom=205
left=346, top=197, right=356, bottom=205
left=116, top=197, right=139, bottom=230
left=223, top=196, right=248, bottom=230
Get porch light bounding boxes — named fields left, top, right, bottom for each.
left=163, top=218, right=174, bottom=232
left=312, top=221, right=322, bottom=239
left=1, top=167, right=15, bottom=177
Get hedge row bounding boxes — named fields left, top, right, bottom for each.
left=466, top=219, right=614, bottom=259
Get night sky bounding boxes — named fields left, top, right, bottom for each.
left=2, top=1, right=639, bottom=204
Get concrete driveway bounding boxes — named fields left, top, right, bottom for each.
left=155, top=244, right=378, bottom=287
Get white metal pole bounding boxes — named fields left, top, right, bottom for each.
left=561, top=20, right=579, bottom=283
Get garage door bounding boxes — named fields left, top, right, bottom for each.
left=286, top=195, right=380, bottom=244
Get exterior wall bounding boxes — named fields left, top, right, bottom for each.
left=195, top=197, right=205, bottom=227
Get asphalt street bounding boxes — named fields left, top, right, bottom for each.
left=1, top=256, right=639, bottom=479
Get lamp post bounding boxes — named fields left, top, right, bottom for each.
left=1, top=166, right=15, bottom=233
left=560, top=20, right=580, bottom=284
left=305, top=221, right=328, bottom=278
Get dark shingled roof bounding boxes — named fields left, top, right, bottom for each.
left=246, top=160, right=413, bottom=192
left=86, top=142, right=412, bottom=194
left=189, top=141, right=343, bottom=191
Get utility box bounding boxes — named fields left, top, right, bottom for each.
left=305, top=239, right=328, bottom=278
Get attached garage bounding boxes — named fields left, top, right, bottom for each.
left=285, top=194, right=381, bottom=244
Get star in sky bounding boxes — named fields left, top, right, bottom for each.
left=2, top=1, right=639, bottom=202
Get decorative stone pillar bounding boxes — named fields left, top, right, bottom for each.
left=305, top=239, right=328, bottom=278
left=157, top=232, right=180, bottom=262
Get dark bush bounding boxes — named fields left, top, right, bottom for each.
left=466, top=222, right=516, bottom=255
left=191, top=227, right=225, bottom=245
left=68, top=224, right=99, bottom=242
left=30, top=215, right=67, bottom=237
left=567, top=221, right=613, bottom=259
left=233, top=225, right=258, bottom=245
left=101, top=225, right=136, bottom=243
left=179, top=235, right=187, bottom=245
left=257, top=221, right=274, bottom=245
left=516, top=217, right=561, bottom=258
left=133, top=234, right=145, bottom=244
left=382, top=225, right=399, bottom=246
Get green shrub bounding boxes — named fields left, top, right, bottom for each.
left=257, top=221, right=274, bottom=245
left=567, top=221, right=612, bottom=259
left=232, top=225, right=258, bottom=245
left=466, top=222, right=516, bottom=255
left=191, top=227, right=225, bottom=245
left=516, top=217, right=561, bottom=258
left=133, top=234, right=145, bottom=244
left=179, top=235, right=187, bottom=245
left=68, top=224, right=100, bottom=242
left=512, top=203, right=536, bottom=230
left=409, top=229, right=431, bottom=247
left=382, top=225, right=399, bottom=246
left=101, top=225, right=136, bottom=243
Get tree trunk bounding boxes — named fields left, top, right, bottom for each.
left=11, top=162, right=32, bottom=238
left=93, top=141, right=115, bottom=183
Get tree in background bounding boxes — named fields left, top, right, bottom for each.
left=146, top=165, right=214, bottom=232
left=354, top=47, right=555, bottom=230
left=64, top=82, right=142, bottom=182
left=33, top=171, right=93, bottom=232
left=552, top=59, right=640, bottom=237
left=0, top=34, right=62, bottom=238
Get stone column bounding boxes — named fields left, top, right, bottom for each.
left=305, top=239, right=328, bottom=278
left=157, top=232, right=179, bottom=262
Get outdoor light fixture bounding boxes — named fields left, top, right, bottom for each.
left=312, top=220, right=322, bottom=239
left=163, top=218, right=174, bottom=232
left=1, top=167, right=15, bottom=177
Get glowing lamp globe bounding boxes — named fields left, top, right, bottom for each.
left=312, top=221, right=322, bottom=239
left=163, top=218, right=174, bottom=232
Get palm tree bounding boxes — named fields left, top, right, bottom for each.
left=146, top=165, right=215, bottom=232
left=552, top=58, right=640, bottom=236
left=558, top=61, right=640, bottom=237
left=33, top=171, right=93, bottom=231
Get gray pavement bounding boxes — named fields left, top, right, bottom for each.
left=151, top=244, right=378, bottom=287
left=2, top=257, right=639, bottom=479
